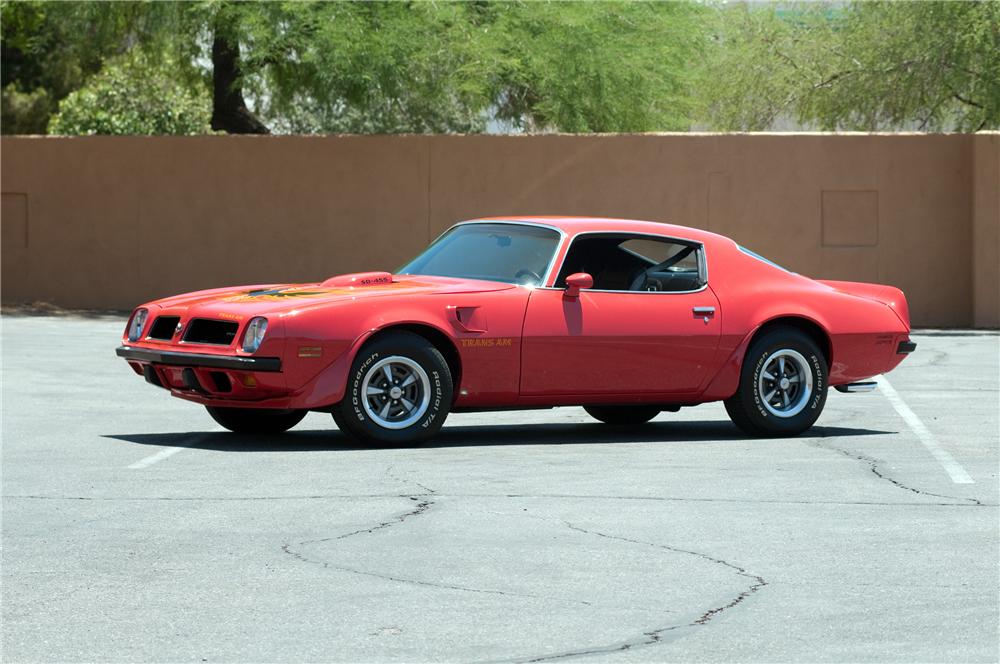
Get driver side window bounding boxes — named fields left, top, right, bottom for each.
left=554, top=233, right=705, bottom=292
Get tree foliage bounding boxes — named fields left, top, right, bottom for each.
left=48, top=51, right=210, bottom=135
left=2, top=0, right=706, bottom=135
left=699, top=1, right=1000, bottom=131
left=218, top=1, right=706, bottom=133
left=2, top=0, right=204, bottom=133
left=242, top=2, right=497, bottom=133
left=2, top=1, right=998, bottom=135
left=488, top=2, right=702, bottom=132
left=2, top=1, right=112, bottom=133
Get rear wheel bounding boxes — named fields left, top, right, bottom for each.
left=724, top=326, right=828, bottom=437
left=584, top=405, right=660, bottom=426
left=206, top=406, right=307, bottom=434
left=334, top=331, right=453, bottom=446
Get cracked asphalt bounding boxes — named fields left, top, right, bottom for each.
left=2, top=316, right=998, bottom=663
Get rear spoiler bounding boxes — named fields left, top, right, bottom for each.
left=817, top=280, right=911, bottom=329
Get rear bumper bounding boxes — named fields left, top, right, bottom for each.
left=116, top=345, right=281, bottom=372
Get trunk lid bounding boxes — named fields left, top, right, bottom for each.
left=817, top=280, right=911, bottom=329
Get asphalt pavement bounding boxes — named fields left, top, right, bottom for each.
left=2, top=315, right=998, bottom=663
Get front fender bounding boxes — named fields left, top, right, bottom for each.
left=310, top=316, right=460, bottom=406
left=284, top=289, right=529, bottom=409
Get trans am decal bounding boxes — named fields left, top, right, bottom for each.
left=460, top=337, right=513, bottom=348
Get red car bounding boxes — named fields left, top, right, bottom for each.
left=117, top=217, right=915, bottom=444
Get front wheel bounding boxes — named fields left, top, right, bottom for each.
left=584, top=405, right=660, bottom=426
left=724, top=326, right=828, bottom=437
left=206, top=406, right=307, bottom=434
left=334, top=331, right=453, bottom=446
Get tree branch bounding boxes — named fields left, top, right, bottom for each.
left=210, top=28, right=269, bottom=134
left=952, top=92, right=984, bottom=109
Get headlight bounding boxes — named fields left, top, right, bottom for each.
left=127, top=308, right=148, bottom=342
left=241, top=317, right=268, bottom=353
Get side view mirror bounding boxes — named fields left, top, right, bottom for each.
left=564, top=272, right=594, bottom=300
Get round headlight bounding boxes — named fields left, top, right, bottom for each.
left=127, top=308, right=148, bottom=342
left=241, top=317, right=268, bottom=353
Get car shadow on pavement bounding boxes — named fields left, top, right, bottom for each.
left=103, top=421, right=892, bottom=453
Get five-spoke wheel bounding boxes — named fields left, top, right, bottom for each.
left=361, top=356, right=432, bottom=430
left=725, top=326, right=828, bottom=437
left=334, top=331, right=453, bottom=446
left=756, top=349, right=814, bottom=418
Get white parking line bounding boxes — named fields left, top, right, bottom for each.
left=127, top=446, right=188, bottom=469
left=875, top=375, right=975, bottom=484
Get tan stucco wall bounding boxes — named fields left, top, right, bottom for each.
left=973, top=134, right=1000, bottom=328
left=2, top=133, right=997, bottom=326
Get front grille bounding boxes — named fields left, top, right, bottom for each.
left=183, top=319, right=239, bottom=345
left=147, top=316, right=180, bottom=340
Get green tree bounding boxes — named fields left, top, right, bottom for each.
left=48, top=51, right=210, bottom=135
left=488, top=2, right=703, bottom=132
left=240, top=1, right=706, bottom=134
left=2, top=0, right=708, bottom=135
left=3, top=0, right=275, bottom=134
left=699, top=1, right=1000, bottom=132
left=242, top=1, right=497, bottom=133
left=2, top=1, right=115, bottom=133
left=5, top=0, right=1000, bottom=135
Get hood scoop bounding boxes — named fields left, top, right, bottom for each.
left=321, top=271, right=394, bottom=288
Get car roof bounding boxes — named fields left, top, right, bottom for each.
left=463, top=216, right=730, bottom=246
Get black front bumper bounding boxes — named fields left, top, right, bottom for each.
left=116, top=345, right=281, bottom=372
left=897, top=340, right=917, bottom=355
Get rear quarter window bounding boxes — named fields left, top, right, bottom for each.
left=621, top=238, right=700, bottom=271
left=738, top=245, right=792, bottom=273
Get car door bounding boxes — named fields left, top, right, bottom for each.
left=519, top=234, right=722, bottom=397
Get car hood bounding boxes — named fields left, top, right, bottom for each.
left=148, top=273, right=518, bottom=316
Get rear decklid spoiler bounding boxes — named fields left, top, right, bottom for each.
left=817, top=280, right=911, bottom=329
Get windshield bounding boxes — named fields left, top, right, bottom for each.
left=399, top=223, right=562, bottom=286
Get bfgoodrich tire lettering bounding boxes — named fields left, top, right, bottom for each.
left=335, top=331, right=453, bottom=445
left=724, top=326, right=828, bottom=437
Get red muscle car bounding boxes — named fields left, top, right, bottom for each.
left=117, top=217, right=915, bottom=444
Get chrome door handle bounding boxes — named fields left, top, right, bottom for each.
left=693, top=306, right=715, bottom=325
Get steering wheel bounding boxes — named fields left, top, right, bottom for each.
left=514, top=268, right=542, bottom=286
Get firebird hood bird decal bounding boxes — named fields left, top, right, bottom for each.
left=243, top=288, right=330, bottom=299
left=221, top=280, right=438, bottom=303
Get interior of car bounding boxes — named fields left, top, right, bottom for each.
left=554, top=234, right=704, bottom=292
